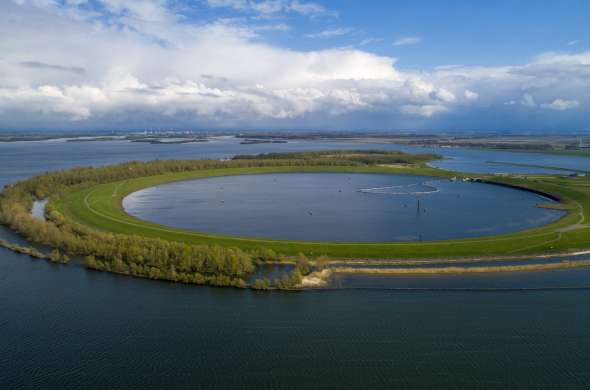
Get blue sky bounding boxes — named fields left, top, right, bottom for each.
left=1, top=0, right=589, bottom=131
left=255, top=0, right=590, bottom=69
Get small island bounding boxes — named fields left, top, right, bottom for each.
left=239, top=139, right=289, bottom=144
left=1, top=150, right=589, bottom=290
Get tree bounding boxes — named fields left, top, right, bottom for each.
left=49, top=248, right=61, bottom=263
left=315, top=255, right=330, bottom=270
left=252, top=278, right=271, bottom=290
left=289, top=268, right=303, bottom=286
left=295, top=253, right=311, bottom=275
left=85, top=255, right=98, bottom=269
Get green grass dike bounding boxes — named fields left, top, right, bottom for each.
left=2, top=150, right=590, bottom=289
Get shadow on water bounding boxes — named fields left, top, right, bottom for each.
left=329, top=264, right=590, bottom=290
left=247, top=263, right=294, bottom=284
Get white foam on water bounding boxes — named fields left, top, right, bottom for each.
left=358, top=180, right=442, bottom=195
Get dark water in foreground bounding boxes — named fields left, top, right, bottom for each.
left=3, top=138, right=590, bottom=388
left=332, top=267, right=590, bottom=290
left=125, top=173, right=563, bottom=242
left=3, top=246, right=590, bottom=389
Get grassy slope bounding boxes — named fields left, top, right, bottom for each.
left=54, top=165, right=590, bottom=260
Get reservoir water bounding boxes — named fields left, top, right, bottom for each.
left=124, top=173, right=564, bottom=242
left=2, top=137, right=590, bottom=389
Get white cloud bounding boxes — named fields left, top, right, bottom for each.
left=359, top=37, right=382, bottom=46
left=205, top=0, right=335, bottom=17
left=464, top=89, right=479, bottom=101
left=1, top=1, right=589, bottom=130
left=100, top=0, right=173, bottom=22
left=534, top=51, right=590, bottom=65
left=306, top=28, right=352, bottom=39
left=289, top=0, right=333, bottom=16
left=252, top=23, right=291, bottom=32
left=393, top=36, right=421, bottom=46
left=541, top=98, right=580, bottom=111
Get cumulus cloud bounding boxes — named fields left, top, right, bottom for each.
left=1, top=0, right=589, bottom=130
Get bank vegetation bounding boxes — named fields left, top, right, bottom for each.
left=0, top=150, right=433, bottom=289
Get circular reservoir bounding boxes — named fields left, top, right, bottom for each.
left=123, top=173, right=565, bottom=242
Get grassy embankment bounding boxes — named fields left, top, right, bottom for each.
left=53, top=164, right=590, bottom=261
left=334, top=259, right=590, bottom=275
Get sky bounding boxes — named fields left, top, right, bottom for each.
left=1, top=0, right=589, bottom=132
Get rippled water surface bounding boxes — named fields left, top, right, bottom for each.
left=2, top=137, right=590, bottom=389
left=124, top=173, right=564, bottom=242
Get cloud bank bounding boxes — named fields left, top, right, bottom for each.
left=0, top=0, right=588, bottom=131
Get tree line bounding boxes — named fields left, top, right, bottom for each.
left=233, top=149, right=439, bottom=165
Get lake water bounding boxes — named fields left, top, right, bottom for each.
left=124, top=173, right=563, bottom=242
left=3, top=137, right=590, bottom=389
